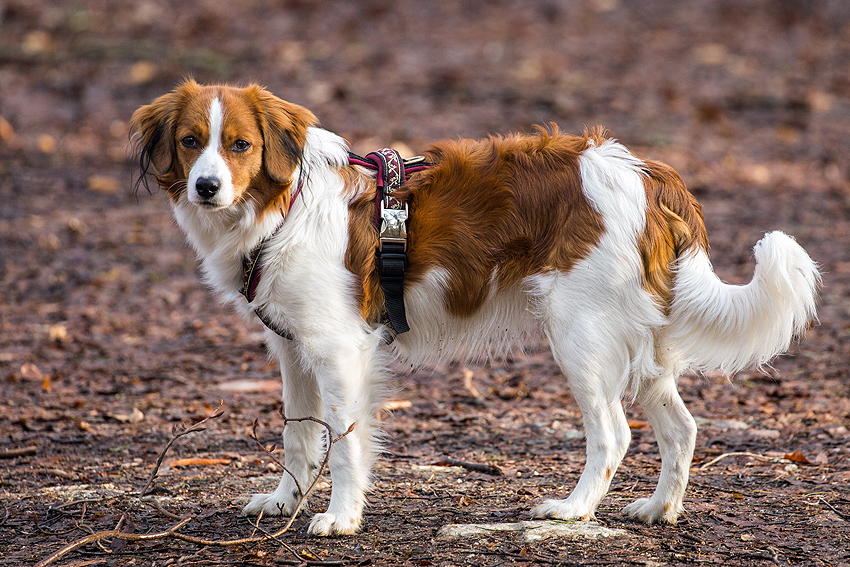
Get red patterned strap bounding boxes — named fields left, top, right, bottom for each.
left=348, top=150, right=432, bottom=337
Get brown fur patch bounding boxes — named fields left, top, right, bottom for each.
left=242, top=85, right=317, bottom=219
left=345, top=127, right=605, bottom=320
left=343, top=168, right=383, bottom=323
left=638, top=160, right=709, bottom=310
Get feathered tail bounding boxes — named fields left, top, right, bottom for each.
left=665, top=231, right=819, bottom=374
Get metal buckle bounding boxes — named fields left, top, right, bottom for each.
left=380, top=201, right=408, bottom=252
left=403, top=155, right=427, bottom=166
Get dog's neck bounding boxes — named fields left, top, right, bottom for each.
left=170, top=127, right=353, bottom=302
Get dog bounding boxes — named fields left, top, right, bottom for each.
left=132, top=80, right=819, bottom=536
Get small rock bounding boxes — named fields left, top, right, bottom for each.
left=437, top=520, right=630, bottom=542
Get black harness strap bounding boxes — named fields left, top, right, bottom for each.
left=367, top=148, right=410, bottom=335
left=350, top=149, right=431, bottom=337
left=238, top=150, right=430, bottom=343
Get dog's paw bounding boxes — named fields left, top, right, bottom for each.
left=307, top=511, right=362, bottom=536
left=531, top=498, right=594, bottom=522
left=622, top=497, right=682, bottom=524
left=243, top=490, right=302, bottom=517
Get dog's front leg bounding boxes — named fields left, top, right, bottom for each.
left=244, top=336, right=325, bottom=518
left=300, top=337, right=380, bottom=536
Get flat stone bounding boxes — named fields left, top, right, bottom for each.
left=437, top=520, right=631, bottom=542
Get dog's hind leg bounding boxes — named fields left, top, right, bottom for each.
left=623, top=373, right=696, bottom=524
left=243, top=336, right=325, bottom=518
left=532, top=314, right=632, bottom=521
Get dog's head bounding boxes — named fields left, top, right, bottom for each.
left=132, top=80, right=317, bottom=216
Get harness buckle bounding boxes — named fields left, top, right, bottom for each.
left=379, top=200, right=408, bottom=252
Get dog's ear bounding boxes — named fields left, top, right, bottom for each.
left=131, top=80, right=199, bottom=193
left=245, top=85, right=318, bottom=185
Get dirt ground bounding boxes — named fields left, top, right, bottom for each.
left=1, top=0, right=849, bottom=565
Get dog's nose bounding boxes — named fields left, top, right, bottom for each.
left=195, top=177, right=221, bottom=200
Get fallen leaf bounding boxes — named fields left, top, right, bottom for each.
left=21, top=363, right=43, bottom=381
left=453, top=495, right=473, bottom=507
left=627, top=420, right=649, bottom=429
left=129, top=61, right=157, bottom=84
left=48, top=324, right=68, bottom=342
left=784, top=450, right=811, bottom=464
left=216, top=379, right=280, bottom=392
left=0, top=116, right=14, bottom=141
left=38, top=134, right=56, bottom=154
left=383, top=400, right=413, bottom=411
left=87, top=175, right=119, bottom=194
left=170, top=458, right=231, bottom=468
left=22, top=31, right=52, bottom=54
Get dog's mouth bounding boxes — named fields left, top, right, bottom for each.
left=197, top=199, right=224, bottom=209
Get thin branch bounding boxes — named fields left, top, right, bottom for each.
left=249, top=418, right=304, bottom=498
left=141, top=496, right=186, bottom=521
left=37, top=412, right=356, bottom=567
left=0, top=446, right=37, bottom=459
left=699, top=451, right=789, bottom=470
left=432, top=458, right=503, bottom=476
left=270, top=412, right=356, bottom=537
left=818, top=496, right=849, bottom=521
left=140, top=401, right=225, bottom=496
left=35, top=518, right=192, bottom=567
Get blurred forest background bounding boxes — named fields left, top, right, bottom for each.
left=1, top=1, right=849, bottom=566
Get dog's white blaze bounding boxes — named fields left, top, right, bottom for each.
left=187, top=97, right=234, bottom=207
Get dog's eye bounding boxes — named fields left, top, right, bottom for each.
left=181, top=136, right=199, bottom=149
left=232, top=140, right=251, bottom=152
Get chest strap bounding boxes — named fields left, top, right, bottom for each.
left=238, top=182, right=299, bottom=341
left=349, top=149, right=431, bottom=336
left=239, top=151, right=430, bottom=342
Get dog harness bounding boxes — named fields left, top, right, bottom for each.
left=349, top=149, right=431, bottom=336
left=239, top=149, right=430, bottom=341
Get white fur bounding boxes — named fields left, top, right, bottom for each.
left=165, top=105, right=818, bottom=533
left=665, top=232, right=819, bottom=375
left=530, top=141, right=668, bottom=522
left=187, top=98, right=235, bottom=209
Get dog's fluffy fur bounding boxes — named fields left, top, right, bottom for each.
left=132, top=81, right=819, bottom=535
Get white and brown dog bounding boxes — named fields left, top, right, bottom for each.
left=132, top=80, right=819, bottom=536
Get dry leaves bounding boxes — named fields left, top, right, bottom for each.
left=169, top=458, right=231, bottom=468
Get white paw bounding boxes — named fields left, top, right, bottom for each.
left=242, top=490, right=302, bottom=517
left=622, top=497, right=682, bottom=524
left=307, top=511, right=362, bottom=536
left=531, top=498, right=594, bottom=522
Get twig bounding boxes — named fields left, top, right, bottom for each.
left=141, top=496, right=186, bottom=521
left=249, top=418, right=304, bottom=498
left=140, top=401, right=225, bottom=496
left=699, top=452, right=788, bottom=470
left=462, top=367, right=483, bottom=399
left=272, top=414, right=357, bottom=537
left=35, top=518, right=193, bottom=567
left=37, top=413, right=356, bottom=567
left=246, top=516, right=302, bottom=561
left=0, top=446, right=37, bottom=458
left=432, top=458, right=503, bottom=476
left=818, top=496, right=849, bottom=521
left=49, top=498, right=103, bottom=511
